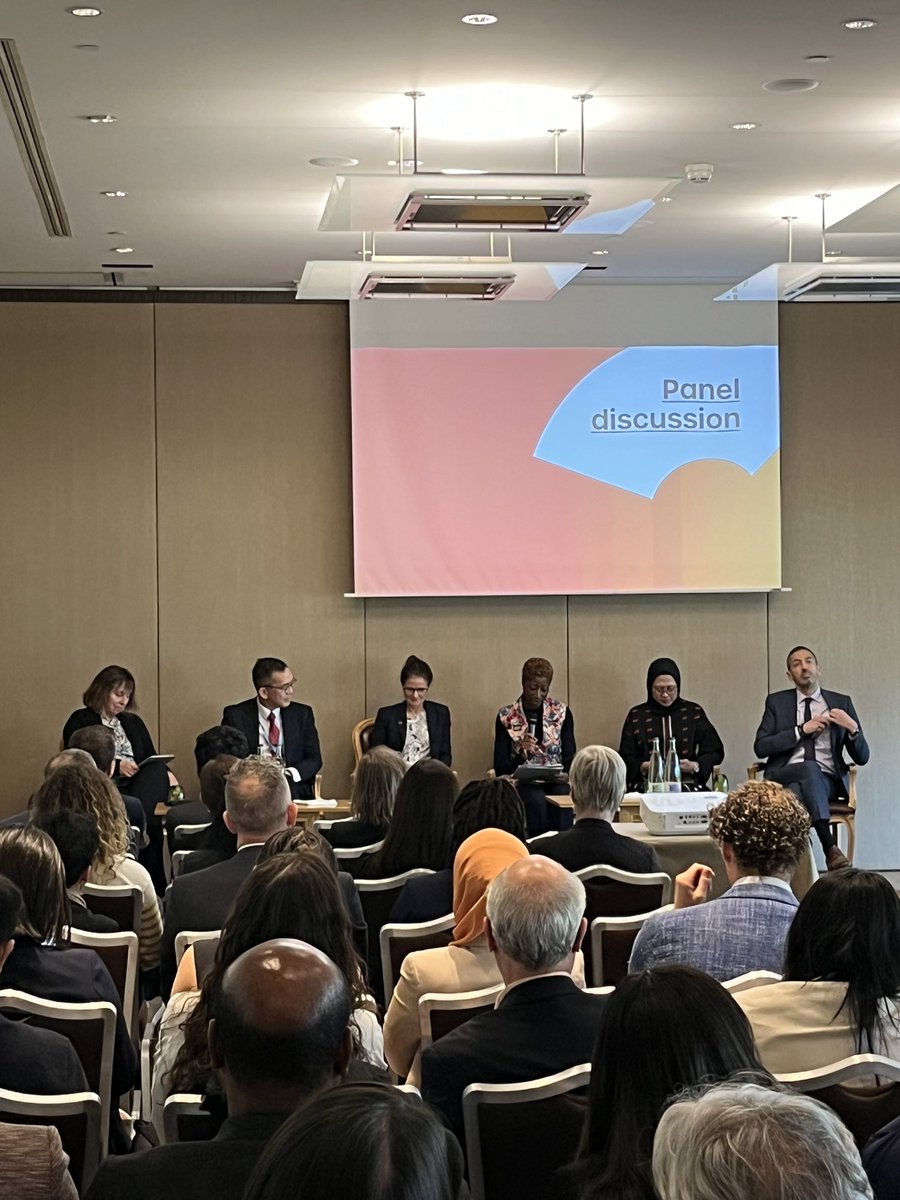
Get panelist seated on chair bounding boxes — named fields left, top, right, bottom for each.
left=619, top=657, right=724, bottom=793
left=493, top=656, right=576, bottom=837
left=754, top=645, right=869, bottom=871
left=420, top=855, right=606, bottom=1142
left=221, top=657, right=322, bottom=801
left=536, top=746, right=662, bottom=875
left=369, top=655, right=452, bottom=766
left=629, top=781, right=810, bottom=982
left=322, top=748, right=406, bottom=852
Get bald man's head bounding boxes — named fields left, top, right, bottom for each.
left=486, top=856, right=587, bottom=971
left=210, top=938, right=352, bottom=1103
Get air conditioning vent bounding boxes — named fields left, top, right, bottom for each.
left=395, top=191, right=589, bottom=232
left=784, top=274, right=900, bottom=302
left=358, top=272, right=515, bottom=300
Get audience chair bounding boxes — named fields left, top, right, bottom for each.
left=0, top=1087, right=102, bottom=1193
left=526, top=830, right=559, bottom=846
left=331, top=840, right=386, bottom=863
left=352, top=718, right=376, bottom=765
left=140, top=1000, right=164, bottom=1122
left=418, top=984, right=505, bottom=1052
left=174, top=928, right=222, bottom=967
left=170, top=848, right=196, bottom=878
left=778, top=1054, right=900, bottom=1147
left=379, top=913, right=456, bottom=1008
left=575, top=865, right=672, bottom=984
left=82, top=882, right=142, bottom=939
left=463, top=1062, right=591, bottom=1200
left=66, top=928, right=140, bottom=1042
left=748, top=761, right=858, bottom=862
left=721, top=969, right=782, bottom=994
left=0, top=989, right=116, bottom=1155
left=171, top=823, right=211, bottom=848
left=162, top=1093, right=217, bottom=1144
left=357, top=870, right=436, bottom=1004
left=590, top=905, right=674, bottom=987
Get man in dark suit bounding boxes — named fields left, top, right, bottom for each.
left=420, top=856, right=604, bottom=1142
left=222, top=658, right=322, bottom=799
left=537, top=745, right=662, bottom=874
left=754, top=645, right=869, bottom=869
left=160, top=756, right=296, bottom=996
left=85, top=938, right=353, bottom=1200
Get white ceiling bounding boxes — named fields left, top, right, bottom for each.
left=1, top=0, right=899, bottom=290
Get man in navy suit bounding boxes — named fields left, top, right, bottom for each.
left=754, top=645, right=869, bottom=870
left=222, top=657, right=322, bottom=800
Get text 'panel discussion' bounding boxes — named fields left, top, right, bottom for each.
left=1, top=2, right=900, bottom=1198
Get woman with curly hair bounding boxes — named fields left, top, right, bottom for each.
left=30, top=761, right=163, bottom=971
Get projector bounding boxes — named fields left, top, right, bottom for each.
left=639, top=791, right=726, bottom=835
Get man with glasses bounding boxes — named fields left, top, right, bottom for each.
left=222, top=658, right=322, bottom=799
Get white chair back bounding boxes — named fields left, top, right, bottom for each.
left=379, top=912, right=456, bottom=1007
left=0, top=1087, right=102, bottom=1192
left=722, top=969, right=782, bottom=994
left=162, top=1092, right=207, bottom=1144
left=777, top=1054, right=900, bottom=1090
left=174, top=928, right=222, bottom=966
left=574, top=863, right=674, bottom=906
left=590, top=904, right=674, bottom=987
left=332, top=840, right=385, bottom=862
left=170, top=849, right=196, bottom=878
left=81, top=882, right=142, bottom=938
left=66, top=928, right=140, bottom=1040
left=418, top=984, right=505, bottom=1051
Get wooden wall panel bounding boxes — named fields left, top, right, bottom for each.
left=363, top=598, right=568, bottom=787
left=154, top=304, right=363, bottom=797
left=0, top=304, right=157, bottom=813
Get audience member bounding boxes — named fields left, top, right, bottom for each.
left=357, top=758, right=457, bottom=878
left=160, top=756, right=296, bottom=996
left=244, top=1082, right=465, bottom=1200
left=165, top=725, right=250, bottom=840
left=736, top=868, right=900, bottom=1072
left=384, top=828, right=530, bottom=1084
left=575, top=966, right=768, bottom=1200
left=652, top=1080, right=873, bottom=1200
left=31, top=762, right=162, bottom=971
left=862, top=1109, right=900, bottom=1200
left=66, top=725, right=147, bottom=846
left=176, top=754, right=240, bottom=873
left=87, top=939, right=353, bottom=1200
left=0, top=872, right=88, bottom=1096
left=537, top=745, right=662, bottom=872
left=0, top=1125, right=79, bottom=1200
left=31, top=808, right=118, bottom=933
left=629, top=780, right=809, bottom=980
left=421, top=855, right=603, bottom=1140
left=389, top=776, right=527, bottom=924
left=322, top=746, right=406, bottom=853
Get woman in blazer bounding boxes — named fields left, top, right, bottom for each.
left=370, top=655, right=452, bottom=766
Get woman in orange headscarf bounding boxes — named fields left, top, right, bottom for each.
left=383, top=828, right=528, bottom=1084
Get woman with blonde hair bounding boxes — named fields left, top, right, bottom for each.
left=323, top=746, right=407, bottom=853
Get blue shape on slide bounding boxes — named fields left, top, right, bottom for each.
left=563, top=199, right=656, bottom=235
left=533, top=345, right=779, bottom=498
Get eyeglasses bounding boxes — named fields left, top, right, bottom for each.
left=264, top=679, right=295, bottom=693
left=652, top=685, right=678, bottom=695
left=403, top=686, right=428, bottom=696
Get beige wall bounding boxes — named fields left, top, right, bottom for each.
left=0, top=299, right=896, bottom=865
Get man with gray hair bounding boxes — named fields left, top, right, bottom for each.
left=420, top=855, right=604, bottom=1140
left=538, top=745, right=661, bottom=874
left=652, top=1080, right=873, bottom=1200
left=160, top=756, right=296, bottom=996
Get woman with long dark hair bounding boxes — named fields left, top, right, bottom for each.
left=357, top=759, right=457, bottom=879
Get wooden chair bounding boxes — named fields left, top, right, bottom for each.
left=574, top=865, right=672, bottom=984
left=352, top=718, right=375, bottom=765
left=0, top=1087, right=102, bottom=1193
left=463, top=1063, right=591, bottom=1200
left=418, top=984, right=505, bottom=1052
left=748, top=761, right=858, bottom=862
left=380, top=913, right=456, bottom=1007
left=721, top=969, right=782, bottom=994
left=778, top=1054, right=900, bottom=1147
left=66, top=928, right=140, bottom=1041
left=357, top=869, right=436, bottom=1004
left=82, top=882, right=142, bottom=939
left=590, top=905, right=674, bottom=987
left=0, top=989, right=116, bottom=1156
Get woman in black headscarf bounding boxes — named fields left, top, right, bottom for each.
left=618, top=658, right=724, bottom=792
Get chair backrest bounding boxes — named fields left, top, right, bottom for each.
left=379, top=913, right=456, bottom=1007
left=463, top=1063, right=591, bottom=1200
left=171, top=849, right=196, bottom=878
left=590, top=905, right=674, bottom=987
left=171, top=823, right=211, bottom=848
left=66, top=929, right=140, bottom=1039
left=357, top=870, right=436, bottom=1005
left=140, top=1000, right=165, bottom=1123
left=0, top=1087, right=102, bottom=1193
left=722, top=969, right=782, bottom=994
left=0, top=988, right=116, bottom=1153
left=575, top=865, right=672, bottom=983
left=526, top=830, right=559, bottom=846
left=82, top=882, right=142, bottom=939
left=162, top=1092, right=217, bottom=1144
left=332, top=840, right=385, bottom=863
left=419, top=984, right=505, bottom=1051
left=174, top=928, right=222, bottom=967
left=352, top=717, right=376, bottom=765
left=779, top=1054, right=900, bottom=1147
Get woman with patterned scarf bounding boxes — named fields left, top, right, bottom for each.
left=493, top=657, right=576, bottom=836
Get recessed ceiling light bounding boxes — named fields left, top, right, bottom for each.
left=67, top=6, right=102, bottom=15
left=842, top=18, right=876, bottom=29
left=112, top=246, right=133, bottom=253
left=439, top=167, right=488, bottom=175
left=102, top=190, right=127, bottom=198
left=730, top=122, right=759, bottom=130
left=805, top=54, right=831, bottom=62
left=762, top=78, right=819, bottom=92
left=387, top=159, right=424, bottom=168
left=308, top=155, right=359, bottom=168
left=462, top=13, right=498, bottom=24
left=825, top=249, right=844, bottom=255
left=591, top=249, right=609, bottom=255
left=86, top=114, right=116, bottom=123
left=659, top=195, right=673, bottom=203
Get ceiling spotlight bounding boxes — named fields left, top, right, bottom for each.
left=462, top=13, right=498, bottom=24
left=762, top=78, right=819, bottom=92
left=308, top=155, right=359, bottom=168
left=684, top=162, right=714, bottom=184
left=659, top=195, right=673, bottom=203
left=591, top=249, right=609, bottom=255
left=86, top=114, right=116, bottom=123
left=112, top=246, right=133, bottom=253
left=730, top=122, right=759, bottom=130
left=825, top=249, right=844, bottom=255
left=842, top=17, right=876, bottom=28
left=67, top=6, right=102, bottom=15
left=387, top=159, right=423, bottom=168
left=102, top=190, right=127, bottom=197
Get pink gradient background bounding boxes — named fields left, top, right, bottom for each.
left=351, top=347, right=780, bottom=596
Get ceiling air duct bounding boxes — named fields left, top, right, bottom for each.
left=358, top=272, right=515, bottom=300
left=393, top=191, right=589, bottom=233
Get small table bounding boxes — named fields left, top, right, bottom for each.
left=294, top=800, right=352, bottom=828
